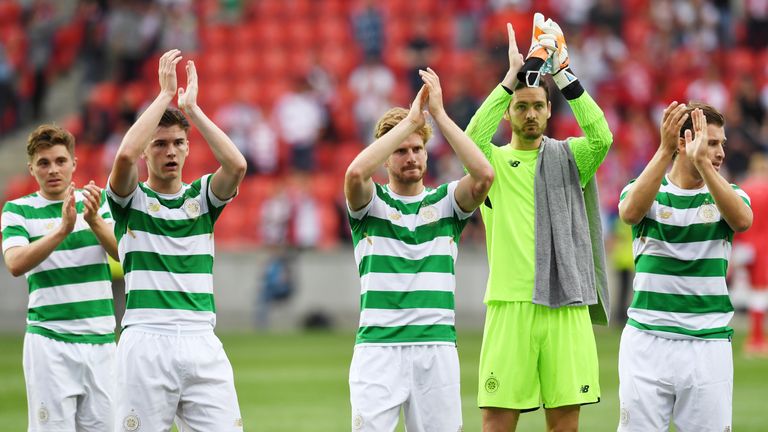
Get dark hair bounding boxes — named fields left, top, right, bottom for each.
left=27, top=124, right=75, bottom=161
left=513, top=76, right=551, bottom=102
left=159, top=107, right=190, bottom=131
left=679, top=102, right=725, bottom=137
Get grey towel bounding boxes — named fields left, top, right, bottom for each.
left=533, top=137, right=610, bottom=325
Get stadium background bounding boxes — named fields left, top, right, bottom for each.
left=0, top=0, right=767, bottom=430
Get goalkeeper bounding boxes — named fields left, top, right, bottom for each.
left=466, top=15, right=612, bottom=431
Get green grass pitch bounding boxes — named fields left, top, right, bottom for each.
left=0, top=328, right=766, bottom=430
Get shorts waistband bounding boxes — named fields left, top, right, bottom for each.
left=123, top=324, right=214, bottom=336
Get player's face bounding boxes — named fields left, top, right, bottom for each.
left=508, top=87, right=551, bottom=140
left=28, top=144, right=76, bottom=200
left=679, top=124, right=726, bottom=173
left=385, top=133, right=427, bottom=185
left=143, top=125, right=189, bottom=182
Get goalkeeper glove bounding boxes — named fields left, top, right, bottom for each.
left=537, top=19, right=584, bottom=99
left=517, top=12, right=549, bottom=88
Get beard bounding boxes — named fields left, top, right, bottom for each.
left=514, top=122, right=544, bottom=140
left=389, top=165, right=425, bottom=184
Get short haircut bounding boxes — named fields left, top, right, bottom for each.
left=26, top=124, right=75, bottom=161
left=513, top=76, right=551, bottom=102
left=374, top=107, right=433, bottom=144
left=679, top=102, right=725, bottom=137
left=159, top=107, right=191, bottom=132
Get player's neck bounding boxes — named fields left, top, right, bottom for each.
left=37, top=189, right=66, bottom=201
left=510, top=134, right=543, bottom=151
left=668, top=162, right=704, bottom=190
left=146, top=176, right=184, bottom=195
left=388, top=180, right=424, bottom=197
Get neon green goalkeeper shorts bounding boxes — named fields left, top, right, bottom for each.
left=478, top=301, right=600, bottom=411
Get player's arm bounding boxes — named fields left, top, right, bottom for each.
left=82, top=181, right=118, bottom=260
left=345, top=86, right=429, bottom=211
left=538, top=19, right=613, bottom=186
left=419, top=68, right=494, bottom=211
left=686, top=108, right=753, bottom=232
left=3, top=184, right=77, bottom=276
left=110, top=50, right=182, bottom=197
left=178, top=60, right=247, bottom=200
left=619, top=102, right=688, bottom=225
left=465, top=23, right=522, bottom=160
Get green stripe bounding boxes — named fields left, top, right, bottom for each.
left=3, top=200, right=86, bottom=219
left=633, top=219, right=733, bottom=243
left=630, top=290, right=733, bottom=314
left=26, top=325, right=115, bottom=344
left=374, top=183, right=449, bottom=215
left=2, top=224, right=29, bottom=240
left=126, top=289, right=215, bottom=312
left=138, top=179, right=202, bottom=208
left=28, top=264, right=111, bottom=292
left=358, top=255, right=454, bottom=276
left=124, top=208, right=213, bottom=238
left=28, top=299, right=115, bottom=322
left=123, top=251, right=213, bottom=274
left=356, top=324, right=456, bottom=344
left=635, top=255, right=727, bottom=277
left=361, top=290, right=455, bottom=310
left=351, top=216, right=458, bottom=247
left=627, top=318, right=733, bottom=339
left=655, top=191, right=714, bottom=210
left=30, top=229, right=101, bottom=251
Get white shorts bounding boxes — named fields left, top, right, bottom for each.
left=23, top=333, right=115, bottom=432
left=114, top=327, right=243, bottom=432
left=349, top=344, right=462, bottom=432
left=618, top=326, right=732, bottom=432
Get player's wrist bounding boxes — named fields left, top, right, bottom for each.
left=553, top=67, right=584, bottom=100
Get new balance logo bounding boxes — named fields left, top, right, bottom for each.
left=580, top=385, right=590, bottom=393
left=508, top=160, right=521, bottom=167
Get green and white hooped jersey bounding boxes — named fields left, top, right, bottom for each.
left=619, top=176, right=751, bottom=340
left=1, top=191, right=115, bottom=344
left=106, top=174, right=230, bottom=329
left=348, top=181, right=473, bottom=345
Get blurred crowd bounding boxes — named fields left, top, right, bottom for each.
left=1, top=0, right=767, bottom=250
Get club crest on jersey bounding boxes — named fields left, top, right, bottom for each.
left=183, top=199, right=201, bottom=218
left=388, top=212, right=401, bottom=221
left=352, top=413, right=364, bottom=430
left=698, top=203, right=719, bottom=223
left=620, top=407, right=630, bottom=425
left=419, top=206, right=438, bottom=223
left=147, top=200, right=161, bottom=213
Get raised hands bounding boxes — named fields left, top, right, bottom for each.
left=684, top=108, right=710, bottom=168
left=660, top=101, right=688, bottom=155
left=508, top=23, right=524, bottom=78
left=60, top=183, right=77, bottom=234
left=158, top=49, right=183, bottom=97
left=178, top=60, right=199, bottom=113
left=406, top=85, right=428, bottom=129
left=418, top=67, right=445, bottom=117
left=82, top=181, right=103, bottom=226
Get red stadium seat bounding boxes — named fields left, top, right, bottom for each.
left=201, top=25, right=231, bottom=51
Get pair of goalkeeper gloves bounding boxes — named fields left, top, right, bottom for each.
left=517, top=13, right=583, bottom=99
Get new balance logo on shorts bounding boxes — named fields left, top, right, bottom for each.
left=508, top=160, right=521, bottom=167
left=580, top=385, right=590, bottom=393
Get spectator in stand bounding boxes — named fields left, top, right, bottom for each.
left=106, top=0, right=146, bottom=83
left=290, top=175, right=321, bottom=249
left=348, top=55, right=395, bottom=143
left=260, top=182, right=292, bottom=246
left=403, top=18, right=438, bottom=94
left=686, top=64, right=729, bottom=112
left=0, top=42, right=17, bottom=132
left=446, top=79, right=479, bottom=130
left=273, top=77, right=327, bottom=172
left=744, top=0, right=768, bottom=50
left=351, top=0, right=384, bottom=61
left=738, top=153, right=768, bottom=357
left=25, top=0, right=58, bottom=120
left=214, top=97, right=271, bottom=176
left=158, top=0, right=198, bottom=52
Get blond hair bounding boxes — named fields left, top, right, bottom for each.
left=27, top=124, right=75, bottom=161
left=373, top=107, right=432, bottom=144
